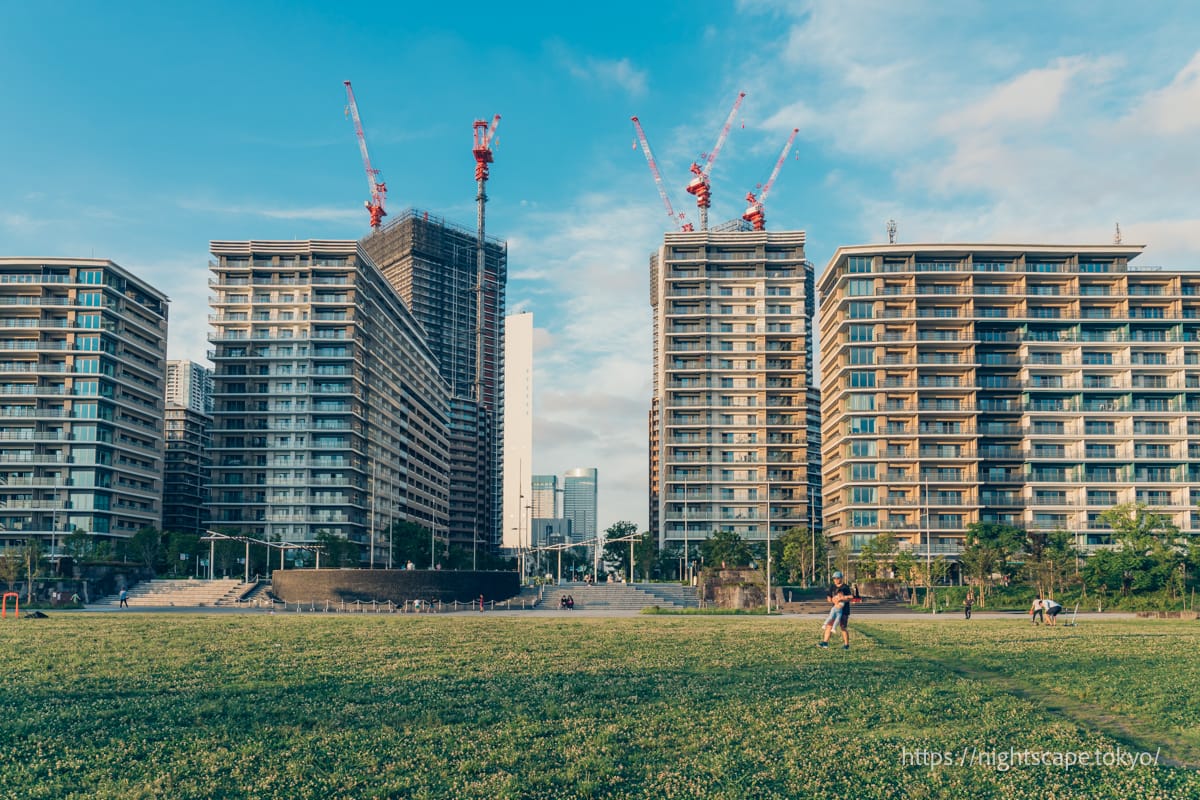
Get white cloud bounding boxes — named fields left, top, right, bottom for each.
left=938, top=56, right=1112, bottom=134
left=1125, top=51, right=1200, bottom=135
left=550, top=41, right=648, bottom=96
left=510, top=193, right=662, bottom=530
left=178, top=199, right=362, bottom=223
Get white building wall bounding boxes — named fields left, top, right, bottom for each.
left=502, top=312, right=534, bottom=549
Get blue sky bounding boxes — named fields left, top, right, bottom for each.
left=4, top=1, right=1200, bottom=531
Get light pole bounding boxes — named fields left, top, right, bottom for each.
left=683, top=478, right=690, bottom=585
left=809, top=484, right=816, bottom=587
left=924, top=478, right=935, bottom=614
left=765, top=478, right=772, bottom=614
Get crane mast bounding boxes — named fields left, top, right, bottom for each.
left=686, top=91, right=746, bottom=230
left=743, top=127, right=799, bottom=231
left=343, top=81, right=387, bottom=230
left=472, top=114, right=500, bottom=404
left=631, top=116, right=691, bottom=232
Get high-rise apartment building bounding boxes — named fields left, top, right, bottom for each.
left=563, top=467, right=597, bottom=546
left=166, top=359, right=213, bottom=413
left=820, top=243, right=1200, bottom=570
left=0, top=258, right=167, bottom=548
left=207, top=240, right=450, bottom=560
left=502, top=312, right=533, bottom=549
left=649, top=230, right=822, bottom=551
left=164, top=360, right=212, bottom=536
left=361, top=209, right=506, bottom=551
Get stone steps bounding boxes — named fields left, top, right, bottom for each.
left=91, top=579, right=250, bottom=608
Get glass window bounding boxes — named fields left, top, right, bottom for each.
left=848, top=324, right=874, bottom=342
left=849, top=346, right=875, bottom=365
left=848, top=371, right=876, bottom=388
left=847, top=279, right=875, bottom=297
left=849, top=417, right=876, bottom=434
left=850, top=440, right=877, bottom=457
left=850, top=464, right=877, bottom=482
left=847, top=393, right=875, bottom=411
left=848, top=256, right=873, bottom=274
left=847, top=301, right=875, bottom=319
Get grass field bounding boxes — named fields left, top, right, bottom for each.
left=2, top=613, right=1197, bottom=799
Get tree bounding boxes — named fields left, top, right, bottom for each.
left=855, top=532, right=898, bottom=581
left=1097, top=503, right=1186, bottom=596
left=0, top=551, right=21, bottom=592
left=64, top=528, right=92, bottom=562
left=316, top=531, right=359, bottom=569
left=164, top=531, right=200, bottom=576
left=22, top=539, right=47, bottom=603
left=132, top=527, right=165, bottom=573
left=778, top=526, right=826, bottom=585
left=960, top=522, right=1025, bottom=607
left=1022, top=529, right=1077, bottom=599
left=389, top=521, right=434, bottom=569
left=699, top=529, right=753, bottom=569
left=913, top=555, right=949, bottom=609
left=603, top=522, right=656, bottom=581
left=892, top=549, right=917, bottom=602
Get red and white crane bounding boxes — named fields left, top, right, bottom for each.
left=686, top=91, right=746, bottom=230
left=343, top=80, right=387, bottom=230
left=631, top=116, right=692, bottom=232
left=743, top=127, right=799, bottom=231
left=472, top=113, right=500, bottom=406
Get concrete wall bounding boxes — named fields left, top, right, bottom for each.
left=271, top=569, right=519, bottom=604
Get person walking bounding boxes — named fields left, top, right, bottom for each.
left=818, top=571, right=853, bottom=650
left=118, top=588, right=129, bottom=608
left=963, top=590, right=974, bottom=620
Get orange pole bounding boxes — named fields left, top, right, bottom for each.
left=1, top=591, right=17, bottom=618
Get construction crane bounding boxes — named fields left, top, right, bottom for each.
left=686, top=91, right=746, bottom=230
left=472, top=114, right=500, bottom=407
left=631, top=116, right=692, bottom=232
left=343, top=80, right=387, bottom=230
left=743, top=127, right=799, bottom=231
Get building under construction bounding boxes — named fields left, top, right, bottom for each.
left=362, top=208, right=507, bottom=552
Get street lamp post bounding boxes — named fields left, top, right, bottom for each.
left=765, top=478, right=772, bottom=615
left=683, top=479, right=689, bottom=585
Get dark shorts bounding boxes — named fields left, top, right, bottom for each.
left=1047, top=607, right=1061, bottom=618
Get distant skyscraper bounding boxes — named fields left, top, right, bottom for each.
left=563, top=467, right=598, bottom=545
left=0, top=258, right=168, bottom=547
left=207, top=239, right=450, bottom=559
left=531, top=474, right=558, bottom=519
left=361, top=209, right=507, bottom=551
left=648, top=228, right=822, bottom=551
left=502, top=312, right=533, bottom=549
left=164, top=361, right=213, bottom=536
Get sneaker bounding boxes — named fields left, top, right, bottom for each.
left=842, top=645, right=850, bottom=650
left=817, top=642, right=829, bottom=648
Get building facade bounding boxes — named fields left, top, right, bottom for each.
left=563, top=467, right=597, bottom=546
left=502, top=312, right=533, bottom=549
left=361, top=209, right=507, bottom=551
left=207, top=240, right=450, bottom=561
left=166, top=359, right=213, bottom=414
left=819, top=243, right=1200, bottom=565
left=163, top=360, right=213, bottom=536
left=649, top=230, right=822, bottom=552
left=0, top=258, right=167, bottom=549
left=531, top=474, right=558, bottom=519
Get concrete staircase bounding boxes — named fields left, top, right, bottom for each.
left=536, top=581, right=698, bottom=611
left=91, top=579, right=252, bottom=608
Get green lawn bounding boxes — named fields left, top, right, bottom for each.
left=1, top=613, right=1197, bottom=799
